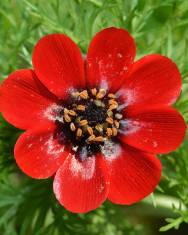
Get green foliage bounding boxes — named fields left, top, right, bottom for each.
left=0, top=0, right=188, bottom=234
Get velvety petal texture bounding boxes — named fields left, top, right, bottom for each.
left=119, top=55, right=181, bottom=106
left=14, top=126, right=69, bottom=179
left=106, top=145, right=161, bottom=204
left=121, top=106, right=186, bottom=153
left=86, top=27, right=136, bottom=91
left=0, top=27, right=186, bottom=214
left=53, top=154, right=109, bottom=213
left=0, top=69, right=56, bottom=130
left=32, top=34, right=85, bottom=98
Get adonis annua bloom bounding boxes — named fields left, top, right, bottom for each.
left=0, top=27, right=186, bottom=213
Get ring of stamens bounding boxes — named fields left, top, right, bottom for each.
left=55, top=88, right=123, bottom=147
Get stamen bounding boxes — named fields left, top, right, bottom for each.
left=70, top=122, right=76, bottom=131
left=94, top=100, right=104, bottom=107
left=68, top=110, right=76, bottom=116
left=91, top=88, right=97, bottom=96
left=108, top=104, right=118, bottom=111
left=87, top=135, right=96, bottom=142
left=109, top=99, right=118, bottom=106
left=114, top=120, right=120, bottom=129
left=94, top=136, right=103, bottom=142
left=79, top=119, right=88, bottom=127
left=106, top=128, right=113, bottom=137
left=115, top=113, right=123, bottom=119
left=108, top=93, right=116, bottom=99
left=112, top=127, right=118, bottom=136
left=76, top=128, right=82, bottom=138
left=64, top=114, right=71, bottom=122
left=79, top=90, right=88, bottom=99
left=56, top=87, right=123, bottom=152
left=64, top=108, right=69, bottom=114
left=106, top=117, right=113, bottom=125
left=72, top=91, right=79, bottom=98
left=95, top=124, right=103, bottom=133
left=87, top=126, right=93, bottom=135
left=96, top=89, right=106, bottom=99
left=107, top=110, right=113, bottom=117
left=77, top=105, right=85, bottom=111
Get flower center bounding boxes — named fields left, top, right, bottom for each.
left=54, top=88, right=123, bottom=155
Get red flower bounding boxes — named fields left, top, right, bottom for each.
left=0, top=27, right=186, bottom=213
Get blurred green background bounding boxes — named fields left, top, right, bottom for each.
left=0, top=0, right=188, bottom=234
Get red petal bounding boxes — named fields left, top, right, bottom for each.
left=0, top=69, right=57, bottom=130
left=32, top=34, right=85, bottom=98
left=106, top=144, right=161, bottom=204
left=14, top=125, right=69, bottom=179
left=53, top=154, right=109, bottom=213
left=119, top=55, right=181, bottom=106
left=121, top=106, right=186, bottom=153
left=86, top=27, right=136, bottom=91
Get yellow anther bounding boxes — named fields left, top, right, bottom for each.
left=108, top=93, right=116, bottom=99
left=94, top=136, right=104, bottom=142
left=106, top=117, right=114, bottom=125
left=107, top=110, right=113, bottom=117
left=70, top=122, right=76, bottom=131
left=96, top=89, right=106, bottom=99
left=68, top=110, right=76, bottom=116
left=94, top=100, right=104, bottom=107
left=114, top=120, right=120, bottom=129
left=72, top=91, right=80, bottom=98
left=64, top=114, right=71, bottom=122
left=62, top=88, right=122, bottom=142
left=79, top=119, right=88, bottom=126
left=63, top=108, right=69, bottom=114
left=87, top=126, right=93, bottom=136
left=108, top=104, right=118, bottom=111
left=112, top=127, right=118, bottom=136
left=109, top=99, right=118, bottom=106
left=79, top=90, right=88, bottom=99
left=91, top=88, right=97, bottom=96
left=106, top=128, right=113, bottom=137
left=95, top=124, right=103, bottom=133
left=77, top=105, right=85, bottom=111
left=76, top=128, right=82, bottom=137
left=115, top=113, right=123, bottom=119
left=87, top=135, right=96, bottom=142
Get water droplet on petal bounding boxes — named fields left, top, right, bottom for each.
left=153, top=141, right=158, bottom=148
left=117, top=53, right=123, bottom=58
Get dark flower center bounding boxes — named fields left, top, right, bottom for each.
left=54, top=88, right=123, bottom=156
left=84, top=102, right=107, bottom=125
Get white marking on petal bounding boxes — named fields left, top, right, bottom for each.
left=27, top=143, right=33, bottom=149
left=45, top=136, right=65, bottom=157
left=153, top=141, right=158, bottom=148
left=117, top=103, right=128, bottom=111
left=119, top=119, right=142, bottom=135
left=122, top=66, right=128, bottom=71
left=70, top=156, right=95, bottom=180
left=116, top=88, right=134, bottom=107
left=67, top=86, right=78, bottom=95
left=53, top=180, right=61, bottom=200
left=101, top=140, right=121, bottom=161
left=79, top=146, right=88, bottom=161
left=98, top=184, right=105, bottom=194
left=99, top=79, right=109, bottom=91
left=43, top=103, right=64, bottom=122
